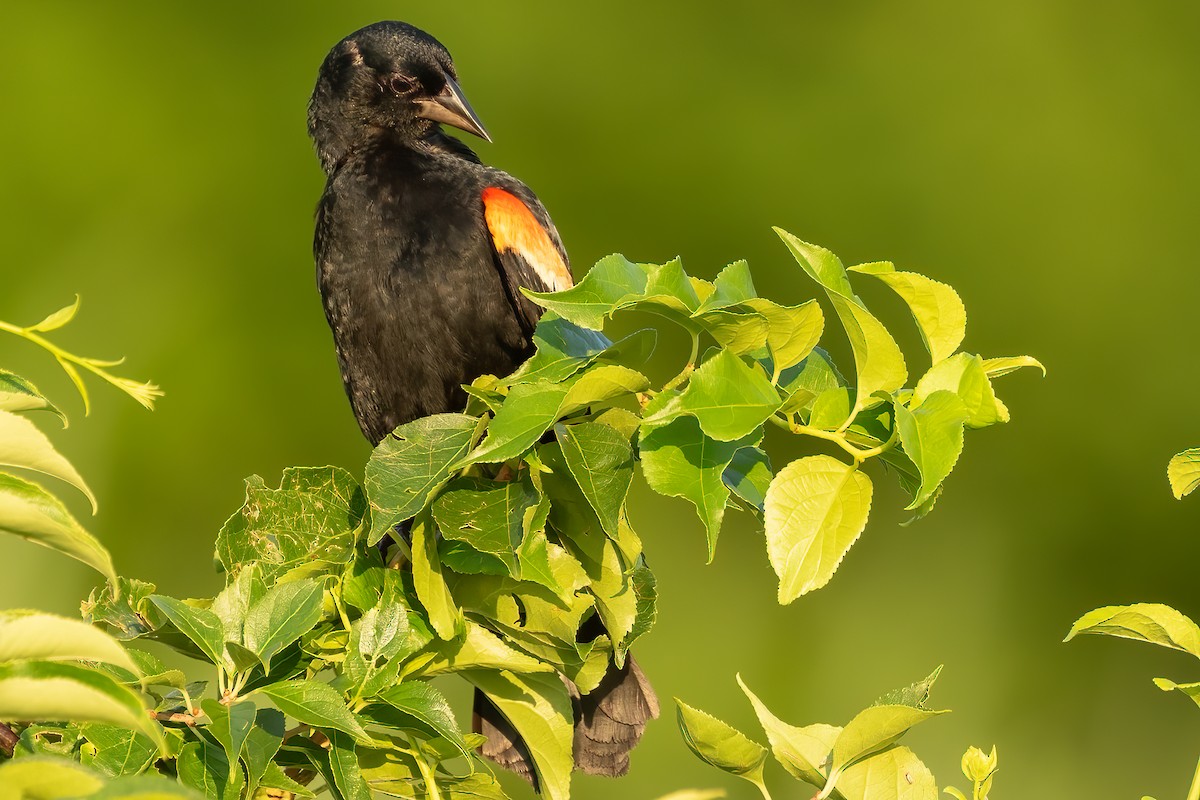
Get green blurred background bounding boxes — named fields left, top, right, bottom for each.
left=2, top=2, right=1198, bottom=797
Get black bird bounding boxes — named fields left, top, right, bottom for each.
left=308, top=21, right=658, bottom=784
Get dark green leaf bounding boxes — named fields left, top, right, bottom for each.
left=722, top=447, right=773, bottom=514
left=377, top=681, right=470, bottom=760
left=147, top=596, right=225, bottom=668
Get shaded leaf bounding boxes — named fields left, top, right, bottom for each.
left=895, top=391, right=968, bottom=510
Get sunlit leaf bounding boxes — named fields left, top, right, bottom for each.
left=849, top=261, right=966, bottom=364
left=0, top=610, right=137, bottom=671
left=675, top=698, right=770, bottom=796
left=764, top=455, right=873, bottom=602
left=0, top=409, right=95, bottom=511
left=1169, top=448, right=1200, bottom=500
left=1065, top=604, right=1200, bottom=658
left=894, top=391, right=968, bottom=509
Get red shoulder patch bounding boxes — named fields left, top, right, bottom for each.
left=482, top=187, right=573, bottom=291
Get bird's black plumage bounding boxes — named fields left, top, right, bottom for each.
left=309, top=20, right=657, bottom=784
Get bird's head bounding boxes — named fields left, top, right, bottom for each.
left=308, top=21, right=491, bottom=172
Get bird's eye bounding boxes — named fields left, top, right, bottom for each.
left=385, top=75, right=417, bottom=95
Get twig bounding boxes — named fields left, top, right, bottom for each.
left=0, top=722, right=18, bottom=757
left=147, top=710, right=198, bottom=726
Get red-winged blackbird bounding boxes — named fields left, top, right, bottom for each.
left=308, top=21, right=658, bottom=785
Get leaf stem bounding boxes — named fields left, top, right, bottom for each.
left=770, top=413, right=897, bottom=464
left=413, top=746, right=444, bottom=800
left=1187, top=752, right=1200, bottom=800
left=663, top=331, right=701, bottom=391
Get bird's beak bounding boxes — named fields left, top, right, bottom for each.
left=416, top=73, right=492, bottom=143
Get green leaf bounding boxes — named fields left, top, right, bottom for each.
left=829, top=294, right=908, bottom=416
left=640, top=416, right=759, bottom=560
left=82, top=577, right=156, bottom=640
left=79, top=723, right=157, bottom=778
left=836, top=746, right=938, bottom=800
left=808, top=387, right=853, bottom=431
left=556, top=421, right=635, bottom=538
left=981, top=355, right=1046, bottom=378
left=377, top=681, right=470, bottom=760
left=0, top=370, right=64, bottom=423
left=778, top=348, right=846, bottom=416
left=418, top=620, right=552, bottom=676
left=827, top=704, right=947, bottom=782
left=741, top=298, right=825, bottom=375
left=722, top=447, right=773, bottom=515
left=651, top=350, right=781, bottom=442
left=241, top=708, right=285, bottom=796
left=654, top=792, right=728, bottom=800
left=0, top=661, right=164, bottom=752
left=0, top=756, right=105, bottom=798
left=675, top=698, right=770, bottom=795
left=697, top=309, right=771, bottom=357
left=328, top=730, right=373, bottom=800
left=0, top=610, right=137, bottom=671
left=1065, top=604, right=1200, bottom=658
left=0, top=409, right=95, bottom=511
left=1153, top=677, right=1200, bottom=709
left=412, top=511, right=464, bottom=640
left=89, top=774, right=206, bottom=800
left=737, top=675, right=838, bottom=786
left=696, top=260, right=757, bottom=313
left=764, top=455, right=874, bottom=603
left=641, top=258, right=704, bottom=314
left=256, top=679, right=372, bottom=743
left=912, top=354, right=1007, bottom=428
left=215, top=467, right=366, bottom=580
left=201, top=699, right=256, bottom=783
left=259, top=762, right=316, bottom=796
left=29, top=296, right=81, bottom=333
left=1169, top=449, right=1200, bottom=499
left=463, top=381, right=569, bottom=466
left=775, top=229, right=855, bottom=298
left=895, top=391, right=968, bottom=509
left=432, top=478, right=537, bottom=576
left=559, top=364, right=650, bottom=416
left=0, top=472, right=114, bottom=583
left=464, top=670, right=574, bottom=800
left=147, top=596, right=225, bottom=668
left=242, top=578, right=325, bottom=672
left=209, top=564, right=265, bottom=651
left=849, top=261, right=966, bottom=364
left=524, top=253, right=649, bottom=329
left=177, top=740, right=245, bottom=800
left=873, top=665, right=942, bottom=708
left=365, top=414, right=484, bottom=546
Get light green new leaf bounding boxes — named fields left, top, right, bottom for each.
left=465, top=670, right=574, bottom=800
left=836, top=745, right=938, bottom=800
left=0, top=661, right=164, bottom=752
left=556, top=422, right=635, bottom=538
left=764, top=456, right=873, bottom=603
left=523, top=253, right=649, bottom=329
left=676, top=698, right=770, bottom=796
left=809, top=387, right=853, bottom=431
left=0, top=409, right=95, bottom=511
left=873, top=665, right=942, bottom=709
left=737, top=674, right=838, bottom=786
left=0, top=756, right=105, bottom=799
left=697, top=309, right=771, bottom=356
left=0, top=610, right=137, bottom=671
left=636, top=258, right=703, bottom=317
left=662, top=350, right=781, bottom=442
left=640, top=417, right=758, bottom=560
left=654, top=791, right=727, bottom=800
left=365, top=414, right=483, bottom=545
left=1065, top=604, right=1200, bottom=658
left=912, top=354, right=1007, bottom=428
left=412, top=512, right=463, bottom=640
left=895, top=391, right=968, bottom=510
left=981, top=355, right=1046, bottom=378
left=147, top=596, right=225, bottom=668
left=1168, top=448, right=1200, bottom=499
left=242, top=579, right=324, bottom=672
left=461, top=382, right=567, bottom=466
left=696, top=260, right=757, bottom=313
left=0, top=472, right=115, bottom=583
left=418, top=620, right=552, bottom=676
left=775, top=229, right=855, bottom=298
left=378, top=681, right=470, bottom=760
left=827, top=704, right=948, bottom=784
left=201, top=699, right=256, bottom=784
left=1153, top=678, right=1200, bottom=709
left=559, top=364, right=650, bottom=416
left=255, top=679, right=372, bottom=742
left=0, top=370, right=64, bottom=423
left=328, top=730, right=373, bottom=800
left=742, top=298, right=825, bottom=375
left=850, top=261, right=966, bottom=364
left=259, top=762, right=316, bottom=797
left=29, top=296, right=81, bottom=333
left=830, top=294, right=908, bottom=415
